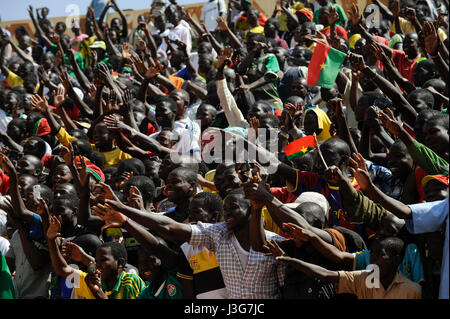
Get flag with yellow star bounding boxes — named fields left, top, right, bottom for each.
left=306, top=41, right=347, bottom=89
left=283, top=135, right=318, bottom=160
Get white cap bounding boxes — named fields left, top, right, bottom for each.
left=285, top=192, right=330, bottom=221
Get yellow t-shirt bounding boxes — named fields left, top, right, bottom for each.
left=74, top=270, right=96, bottom=299
left=6, top=71, right=39, bottom=92
left=56, top=126, right=132, bottom=169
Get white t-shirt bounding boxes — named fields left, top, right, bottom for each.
left=0, top=236, right=9, bottom=257
left=231, top=234, right=249, bottom=270
left=200, top=0, right=226, bottom=32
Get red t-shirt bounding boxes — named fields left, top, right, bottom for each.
left=392, top=49, right=422, bottom=83
left=0, top=169, right=10, bottom=196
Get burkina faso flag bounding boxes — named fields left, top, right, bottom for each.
left=284, top=135, right=318, bottom=160
left=306, top=42, right=347, bottom=89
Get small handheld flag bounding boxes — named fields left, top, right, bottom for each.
left=306, top=42, right=347, bottom=89
left=283, top=135, right=318, bottom=160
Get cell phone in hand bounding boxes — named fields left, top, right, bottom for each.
left=33, top=184, right=41, bottom=203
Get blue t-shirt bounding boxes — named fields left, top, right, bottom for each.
left=354, top=243, right=424, bottom=283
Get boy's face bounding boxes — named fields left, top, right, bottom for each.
left=52, top=164, right=73, bottom=186
left=18, top=175, right=36, bottom=197
left=247, top=104, right=267, bottom=122
left=93, top=122, right=113, bottom=149
left=422, top=122, right=449, bottom=158
left=52, top=200, right=77, bottom=234
left=189, top=198, right=217, bottom=223
left=424, top=180, right=449, bottom=202
left=155, top=102, right=175, bottom=128
left=137, top=250, right=162, bottom=283
left=386, top=144, right=413, bottom=179
left=16, top=155, right=40, bottom=176
left=196, top=105, right=215, bottom=130
left=95, top=246, right=122, bottom=281
left=54, top=183, right=77, bottom=199
left=223, top=194, right=250, bottom=231
left=214, top=166, right=241, bottom=199
left=169, top=91, right=188, bottom=116
left=166, top=171, right=193, bottom=203
left=369, top=241, right=394, bottom=278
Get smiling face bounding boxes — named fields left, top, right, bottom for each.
left=52, top=164, right=73, bottom=186
left=223, top=193, right=251, bottom=231
left=137, top=250, right=163, bottom=283
left=165, top=170, right=194, bottom=204
left=95, top=246, right=123, bottom=282
left=214, top=165, right=241, bottom=199
left=93, top=122, right=113, bottom=150
left=386, top=143, right=414, bottom=180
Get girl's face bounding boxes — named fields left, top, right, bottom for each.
left=52, top=164, right=73, bottom=186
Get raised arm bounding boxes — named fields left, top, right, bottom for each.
left=96, top=198, right=192, bottom=244
left=94, top=204, right=181, bottom=268
left=111, top=0, right=128, bottom=40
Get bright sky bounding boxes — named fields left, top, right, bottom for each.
left=0, top=0, right=202, bottom=22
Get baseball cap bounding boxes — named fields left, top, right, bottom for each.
left=89, top=41, right=106, bottom=50
left=421, top=175, right=449, bottom=188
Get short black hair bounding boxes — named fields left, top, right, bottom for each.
left=426, top=113, right=449, bottom=130
left=259, top=113, right=279, bottom=128
left=71, top=139, right=94, bottom=158
left=156, top=96, right=177, bottom=112
left=377, top=236, right=406, bottom=260
left=54, top=193, right=80, bottom=212
left=73, top=233, right=103, bottom=258
left=99, top=241, right=128, bottom=264
left=38, top=184, right=54, bottom=208
left=117, top=158, right=146, bottom=177
left=90, top=151, right=105, bottom=169
left=170, top=167, right=198, bottom=187
left=23, top=137, right=47, bottom=159
left=192, top=192, right=224, bottom=220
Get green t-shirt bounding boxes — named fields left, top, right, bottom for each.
left=138, top=269, right=183, bottom=299
left=50, top=44, right=85, bottom=78
left=0, top=253, right=15, bottom=299
left=101, top=271, right=146, bottom=299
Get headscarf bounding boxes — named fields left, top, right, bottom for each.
left=305, top=107, right=332, bottom=142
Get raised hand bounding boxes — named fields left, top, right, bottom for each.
left=348, top=165, right=372, bottom=192
left=59, top=69, right=72, bottom=92
left=49, top=33, right=60, bottom=44
left=404, top=7, right=416, bottom=21
left=54, top=86, right=66, bottom=109
left=282, top=222, right=314, bottom=247
left=262, top=239, right=286, bottom=258
left=328, top=5, right=339, bottom=26
left=30, top=94, right=49, bottom=113
left=327, top=97, right=344, bottom=118
left=127, top=186, right=145, bottom=210
left=130, top=54, right=147, bottom=75
left=389, top=0, right=400, bottom=18
left=377, top=107, right=402, bottom=136
left=422, top=21, right=439, bottom=56
left=348, top=152, right=368, bottom=173
left=347, top=2, right=361, bottom=25
left=87, top=84, right=97, bottom=102
left=77, top=156, right=91, bottom=188
left=349, top=53, right=366, bottom=72
left=59, top=144, right=75, bottom=167
left=323, top=165, right=345, bottom=185
left=103, top=114, right=132, bottom=135
left=93, top=182, right=121, bottom=203
left=216, top=46, right=233, bottom=69
left=47, top=215, right=62, bottom=241
left=61, top=241, right=88, bottom=263
left=92, top=202, right=128, bottom=230
left=216, top=16, right=228, bottom=31
left=144, top=61, right=164, bottom=80
left=122, top=42, right=131, bottom=61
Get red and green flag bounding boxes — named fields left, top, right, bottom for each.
left=284, top=135, right=318, bottom=160
left=307, top=42, right=347, bottom=89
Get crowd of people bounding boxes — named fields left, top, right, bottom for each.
left=0, top=0, right=448, bottom=301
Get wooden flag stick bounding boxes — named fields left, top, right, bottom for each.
left=314, top=133, right=328, bottom=170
